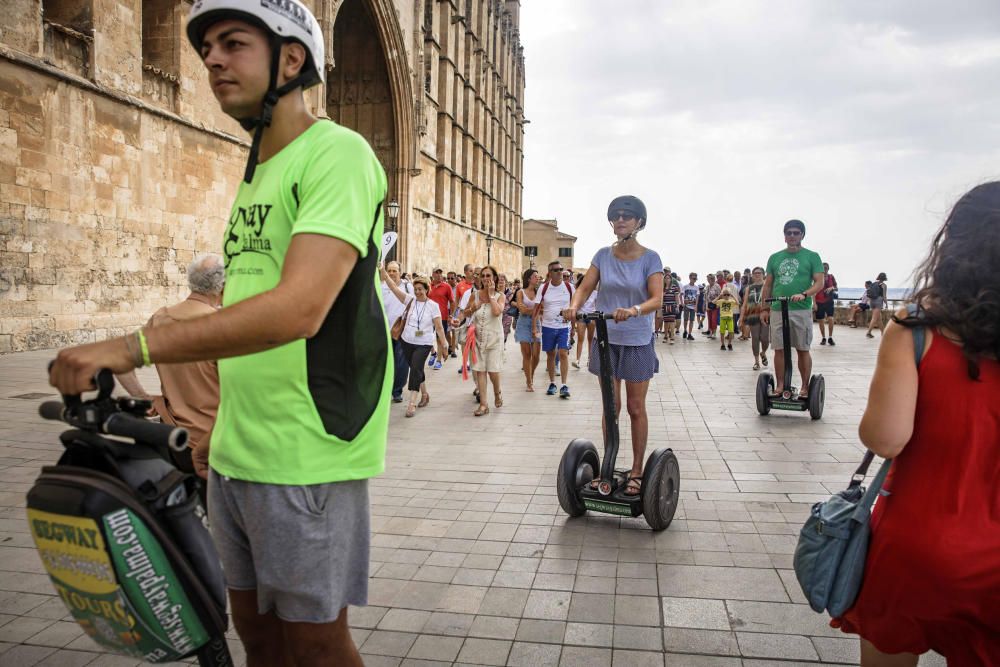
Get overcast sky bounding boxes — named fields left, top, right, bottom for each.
left=519, top=0, right=1000, bottom=287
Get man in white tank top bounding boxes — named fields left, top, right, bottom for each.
left=535, top=260, right=575, bottom=398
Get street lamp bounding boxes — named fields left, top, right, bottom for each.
left=385, top=200, right=400, bottom=230
left=385, top=200, right=399, bottom=261
left=485, top=226, right=494, bottom=266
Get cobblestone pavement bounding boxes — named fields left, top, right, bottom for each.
left=0, top=326, right=945, bottom=666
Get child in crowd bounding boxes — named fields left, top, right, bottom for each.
left=713, top=284, right=740, bottom=351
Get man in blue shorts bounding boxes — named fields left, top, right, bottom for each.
left=534, top=260, right=574, bottom=397
left=49, top=1, right=388, bottom=664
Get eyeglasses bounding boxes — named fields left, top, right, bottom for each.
left=784, top=230, right=803, bottom=236
left=609, top=212, right=637, bottom=222
left=550, top=267, right=564, bottom=273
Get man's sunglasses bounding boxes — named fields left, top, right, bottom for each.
left=784, top=230, right=803, bottom=236
left=609, top=212, right=637, bottom=222
left=550, top=267, right=564, bottom=273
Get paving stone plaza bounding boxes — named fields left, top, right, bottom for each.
left=0, top=328, right=945, bottom=666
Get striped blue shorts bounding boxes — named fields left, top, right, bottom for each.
left=588, top=336, right=659, bottom=383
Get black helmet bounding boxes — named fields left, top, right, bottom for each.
left=607, top=195, right=647, bottom=230
left=783, top=219, right=806, bottom=235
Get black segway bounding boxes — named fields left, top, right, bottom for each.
left=556, top=313, right=680, bottom=530
left=755, top=297, right=825, bottom=419
left=28, top=369, right=233, bottom=666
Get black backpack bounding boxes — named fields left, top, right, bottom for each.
left=29, top=371, right=232, bottom=666
left=866, top=283, right=881, bottom=300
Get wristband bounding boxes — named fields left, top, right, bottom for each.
left=633, top=305, right=642, bottom=317
left=136, top=329, right=151, bottom=367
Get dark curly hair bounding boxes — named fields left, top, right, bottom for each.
left=895, top=181, right=1000, bottom=379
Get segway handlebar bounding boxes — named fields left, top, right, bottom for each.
left=575, top=312, right=620, bottom=322
left=41, top=366, right=189, bottom=452
left=764, top=297, right=792, bottom=303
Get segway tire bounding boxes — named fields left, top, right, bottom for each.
left=756, top=373, right=774, bottom=416
left=641, top=448, right=680, bottom=531
left=808, top=375, right=825, bottom=420
left=557, top=439, right=600, bottom=517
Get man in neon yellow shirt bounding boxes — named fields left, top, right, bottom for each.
left=49, top=1, right=387, bottom=664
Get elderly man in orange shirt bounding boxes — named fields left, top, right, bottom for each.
left=116, top=254, right=224, bottom=480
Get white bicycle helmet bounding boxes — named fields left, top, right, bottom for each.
left=187, top=0, right=325, bottom=182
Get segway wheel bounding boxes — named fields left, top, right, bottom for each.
left=756, top=373, right=774, bottom=416
left=808, top=375, right=825, bottom=420
left=557, top=439, right=600, bottom=517
left=641, top=448, right=680, bottom=531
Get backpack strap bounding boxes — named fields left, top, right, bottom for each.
left=906, top=303, right=926, bottom=367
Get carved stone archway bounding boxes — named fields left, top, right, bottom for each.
left=325, top=0, right=414, bottom=266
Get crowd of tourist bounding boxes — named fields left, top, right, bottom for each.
left=379, top=250, right=887, bottom=410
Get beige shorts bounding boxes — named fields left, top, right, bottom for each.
left=769, top=308, right=813, bottom=351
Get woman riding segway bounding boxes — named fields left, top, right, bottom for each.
left=561, top=196, right=675, bottom=515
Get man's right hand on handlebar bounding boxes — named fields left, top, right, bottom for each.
left=50, top=338, right=137, bottom=396
left=561, top=307, right=577, bottom=323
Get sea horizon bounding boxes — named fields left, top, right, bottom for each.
left=836, top=287, right=912, bottom=301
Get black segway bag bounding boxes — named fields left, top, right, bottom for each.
left=28, top=375, right=232, bottom=666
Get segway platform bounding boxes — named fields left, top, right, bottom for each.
left=556, top=314, right=680, bottom=531
left=579, top=468, right=643, bottom=517
left=28, top=370, right=232, bottom=666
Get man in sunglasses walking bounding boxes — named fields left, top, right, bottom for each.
left=761, top=219, right=825, bottom=398
left=535, top=260, right=575, bottom=398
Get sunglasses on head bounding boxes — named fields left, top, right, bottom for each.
left=609, top=212, right=637, bottom=222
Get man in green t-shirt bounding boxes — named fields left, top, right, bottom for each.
left=48, top=1, right=387, bottom=664
left=762, top=219, right=825, bottom=397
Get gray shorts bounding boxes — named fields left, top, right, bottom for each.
left=769, top=308, right=813, bottom=351
left=207, top=469, right=370, bottom=623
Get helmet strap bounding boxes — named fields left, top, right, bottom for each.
left=241, top=37, right=317, bottom=183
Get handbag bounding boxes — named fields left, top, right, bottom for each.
left=793, top=308, right=925, bottom=617
left=505, top=290, right=520, bottom=318
left=390, top=299, right=413, bottom=341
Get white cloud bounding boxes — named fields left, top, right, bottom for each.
left=520, top=0, right=1000, bottom=286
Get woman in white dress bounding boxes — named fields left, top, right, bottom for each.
left=464, top=265, right=505, bottom=416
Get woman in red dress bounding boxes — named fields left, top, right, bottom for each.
left=832, top=182, right=1000, bottom=666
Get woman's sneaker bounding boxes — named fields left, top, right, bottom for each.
left=546, top=383, right=558, bottom=395
left=428, top=352, right=437, bottom=366
left=560, top=385, right=571, bottom=399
